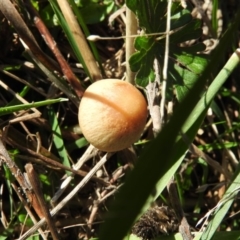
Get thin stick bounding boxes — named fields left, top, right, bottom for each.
left=126, top=7, right=137, bottom=84
left=146, top=58, right=161, bottom=136
left=167, top=180, right=193, bottom=240
left=18, top=152, right=113, bottom=240
left=160, top=0, right=172, bottom=126
left=11, top=184, right=47, bottom=240
left=1, top=126, right=60, bottom=163
left=87, top=31, right=178, bottom=41
left=87, top=165, right=128, bottom=228
left=25, top=164, right=60, bottom=240
left=57, top=0, right=102, bottom=82
left=51, top=144, right=97, bottom=205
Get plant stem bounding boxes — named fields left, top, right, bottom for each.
left=126, top=6, right=137, bottom=84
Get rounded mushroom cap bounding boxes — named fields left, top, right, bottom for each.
left=78, top=79, right=148, bottom=152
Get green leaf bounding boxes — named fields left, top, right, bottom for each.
left=134, top=54, right=157, bottom=86
left=170, top=9, right=193, bottom=30
left=173, top=64, right=198, bottom=101
left=127, top=0, right=168, bottom=32
left=18, top=214, right=33, bottom=226
left=78, top=1, right=115, bottom=24
left=129, top=37, right=155, bottom=72
left=176, top=43, right=207, bottom=54
left=39, top=174, right=51, bottom=186
left=41, top=0, right=114, bottom=26
left=211, top=0, right=219, bottom=38
left=30, top=0, right=39, bottom=11
left=128, top=1, right=207, bottom=91
left=40, top=4, right=56, bottom=27
left=173, top=52, right=208, bottom=74
left=0, top=237, right=8, bottom=240
left=169, top=19, right=202, bottom=43
left=198, top=142, right=238, bottom=151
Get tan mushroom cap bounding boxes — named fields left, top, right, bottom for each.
left=78, top=79, right=148, bottom=152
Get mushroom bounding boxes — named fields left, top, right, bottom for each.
left=78, top=79, right=148, bottom=152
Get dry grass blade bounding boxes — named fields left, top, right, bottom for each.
left=11, top=184, right=48, bottom=240
left=25, top=163, right=60, bottom=240
left=57, top=0, right=102, bottom=81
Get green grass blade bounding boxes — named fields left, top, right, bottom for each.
left=0, top=98, right=68, bottom=117
left=49, top=0, right=90, bottom=78
left=200, top=167, right=240, bottom=239
left=48, top=106, right=71, bottom=171
left=7, top=85, right=30, bottom=106
left=212, top=0, right=219, bottom=37
left=181, top=50, right=240, bottom=135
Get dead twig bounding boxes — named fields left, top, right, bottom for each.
left=145, top=58, right=161, bottom=136
left=11, top=184, right=48, bottom=240
left=25, top=164, right=60, bottom=240
left=167, top=180, right=193, bottom=240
